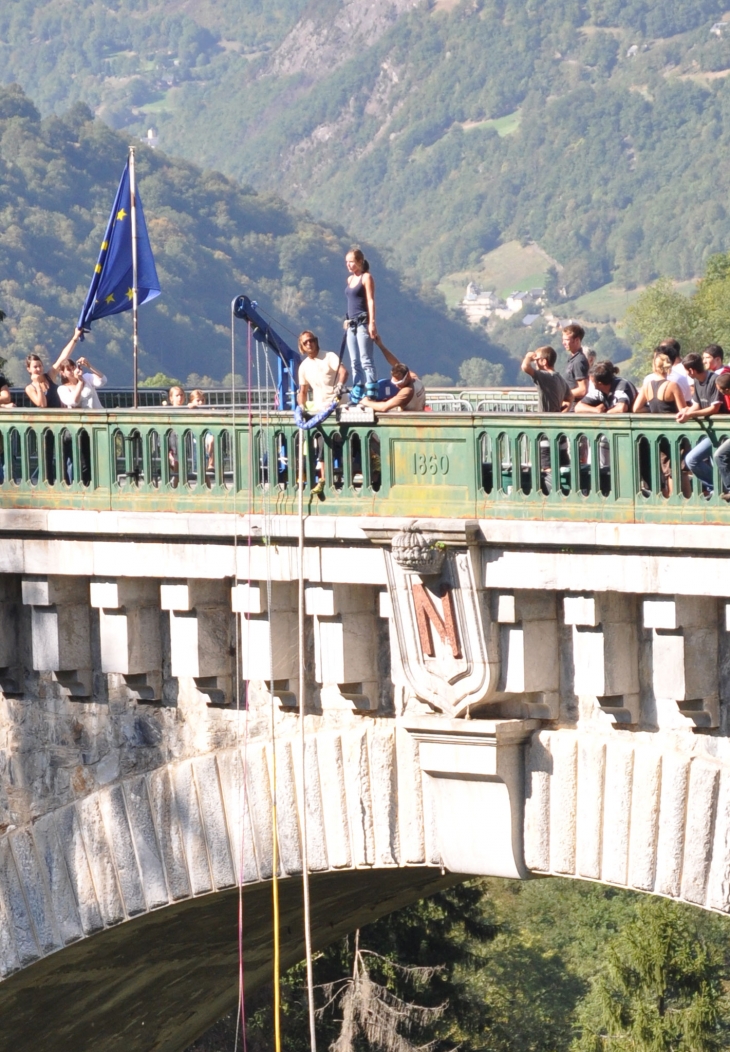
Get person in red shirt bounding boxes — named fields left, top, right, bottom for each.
left=702, top=344, right=730, bottom=376
left=680, top=352, right=724, bottom=491
left=713, top=372, right=730, bottom=499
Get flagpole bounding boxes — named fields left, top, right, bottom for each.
left=129, top=146, right=139, bottom=409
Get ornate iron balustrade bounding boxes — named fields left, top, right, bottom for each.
left=0, top=409, right=728, bottom=522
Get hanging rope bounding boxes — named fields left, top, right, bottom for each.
left=256, top=338, right=283, bottom=1052
left=232, top=310, right=249, bottom=1052
left=298, top=428, right=318, bottom=1052
left=260, top=349, right=318, bottom=1052
left=294, top=401, right=338, bottom=430
left=264, top=345, right=319, bottom=1052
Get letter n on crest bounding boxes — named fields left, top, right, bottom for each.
left=412, top=583, right=462, bottom=660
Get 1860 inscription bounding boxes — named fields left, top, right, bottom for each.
left=413, top=452, right=450, bottom=477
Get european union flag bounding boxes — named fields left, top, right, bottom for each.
left=78, top=158, right=160, bottom=329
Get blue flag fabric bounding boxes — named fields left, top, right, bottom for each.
left=78, top=159, right=160, bottom=329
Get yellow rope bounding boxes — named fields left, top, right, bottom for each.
left=271, top=760, right=281, bottom=1052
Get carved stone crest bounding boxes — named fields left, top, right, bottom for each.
left=385, top=525, right=498, bottom=718
left=391, top=522, right=446, bottom=576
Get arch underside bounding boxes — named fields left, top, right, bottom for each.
left=2, top=721, right=730, bottom=1051
left=0, top=868, right=460, bottom=1052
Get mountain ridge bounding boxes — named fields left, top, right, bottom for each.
left=0, top=83, right=507, bottom=386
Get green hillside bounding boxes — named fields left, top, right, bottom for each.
left=2, top=0, right=729, bottom=302
left=0, top=84, right=507, bottom=386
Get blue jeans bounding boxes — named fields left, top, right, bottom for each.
left=346, top=322, right=376, bottom=389
left=685, top=435, right=714, bottom=488
left=714, top=436, right=730, bottom=491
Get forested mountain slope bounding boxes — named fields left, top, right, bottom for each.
left=0, top=84, right=504, bottom=385
left=2, top=0, right=730, bottom=299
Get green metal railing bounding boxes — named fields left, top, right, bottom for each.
left=0, top=409, right=729, bottom=523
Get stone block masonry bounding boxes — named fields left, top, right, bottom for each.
left=0, top=510, right=730, bottom=1049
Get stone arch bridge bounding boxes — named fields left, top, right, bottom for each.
left=0, top=410, right=730, bottom=1049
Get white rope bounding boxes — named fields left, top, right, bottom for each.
left=231, top=308, right=247, bottom=1052
left=256, top=338, right=284, bottom=1052
left=262, top=350, right=317, bottom=1052
left=299, top=418, right=317, bottom=1052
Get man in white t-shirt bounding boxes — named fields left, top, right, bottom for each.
left=296, top=330, right=348, bottom=496
left=296, top=331, right=347, bottom=411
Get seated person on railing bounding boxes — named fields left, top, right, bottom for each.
left=297, top=331, right=348, bottom=496
left=712, top=373, right=730, bottom=502
left=359, top=335, right=425, bottom=412
left=25, top=328, right=83, bottom=407
left=677, top=352, right=725, bottom=492
left=575, top=361, right=637, bottom=414
left=57, top=356, right=107, bottom=409
left=633, top=351, right=687, bottom=414
left=562, top=323, right=590, bottom=401
left=520, top=346, right=571, bottom=412
left=297, top=331, right=347, bottom=411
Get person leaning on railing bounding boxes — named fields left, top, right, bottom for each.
left=359, top=335, right=425, bottom=412
left=632, top=351, right=687, bottom=415
left=297, top=330, right=348, bottom=496
left=165, top=387, right=186, bottom=483
left=520, top=346, right=571, bottom=412
left=574, top=361, right=637, bottom=415
left=712, top=372, right=730, bottom=501
left=633, top=351, right=689, bottom=498
left=0, top=370, right=14, bottom=410
left=25, top=328, right=83, bottom=408
left=702, top=344, right=728, bottom=376
left=676, top=352, right=725, bottom=493
left=562, top=323, right=590, bottom=401
left=56, top=356, right=107, bottom=409
left=187, top=389, right=214, bottom=472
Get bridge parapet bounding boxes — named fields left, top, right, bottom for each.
left=3, top=408, right=730, bottom=523
left=3, top=401, right=730, bottom=1045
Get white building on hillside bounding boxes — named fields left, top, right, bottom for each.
left=460, top=283, right=503, bottom=323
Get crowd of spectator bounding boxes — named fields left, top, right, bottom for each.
left=10, top=313, right=730, bottom=497
left=521, top=323, right=730, bottom=496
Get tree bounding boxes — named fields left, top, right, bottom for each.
left=458, top=357, right=504, bottom=387
left=421, top=372, right=454, bottom=386
left=624, top=254, right=730, bottom=375
left=572, top=898, right=729, bottom=1052
left=321, top=931, right=446, bottom=1052
left=624, top=278, right=703, bottom=373
left=592, top=325, right=632, bottom=364
left=223, top=884, right=497, bottom=1052
left=140, top=371, right=181, bottom=388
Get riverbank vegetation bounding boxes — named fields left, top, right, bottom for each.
left=186, top=876, right=730, bottom=1052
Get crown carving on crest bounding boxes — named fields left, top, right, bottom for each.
left=391, top=523, right=446, bottom=576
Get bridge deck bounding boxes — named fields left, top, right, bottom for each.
left=0, top=409, right=727, bottom=523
